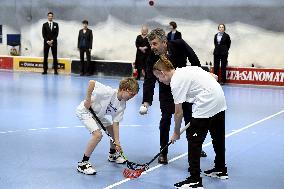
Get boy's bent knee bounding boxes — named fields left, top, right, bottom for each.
left=92, top=130, right=103, bottom=141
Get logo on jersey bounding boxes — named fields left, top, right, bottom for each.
left=106, top=102, right=117, bottom=113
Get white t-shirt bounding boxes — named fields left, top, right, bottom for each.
left=89, top=82, right=126, bottom=122
left=170, top=66, right=227, bottom=118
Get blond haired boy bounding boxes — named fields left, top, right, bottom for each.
left=153, top=56, right=227, bottom=189
left=76, top=78, right=139, bottom=175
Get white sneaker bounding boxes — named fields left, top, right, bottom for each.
left=77, top=161, right=97, bottom=175
left=108, top=152, right=126, bottom=164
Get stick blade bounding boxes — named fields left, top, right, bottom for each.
left=123, top=168, right=144, bottom=179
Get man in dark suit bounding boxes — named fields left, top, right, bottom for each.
left=213, top=24, right=231, bottom=85
left=42, top=12, right=59, bottom=74
left=77, top=20, right=93, bottom=76
left=139, top=28, right=207, bottom=165
left=167, top=21, right=182, bottom=41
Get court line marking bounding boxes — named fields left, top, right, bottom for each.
left=103, top=109, right=284, bottom=189
left=0, top=124, right=142, bottom=134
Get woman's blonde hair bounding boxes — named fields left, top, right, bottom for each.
left=153, top=54, right=174, bottom=72
left=119, top=77, right=139, bottom=94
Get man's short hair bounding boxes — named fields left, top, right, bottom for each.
left=169, top=21, right=177, bottom=29
left=47, top=12, right=54, bottom=16
left=82, top=20, right=89, bottom=25
left=147, top=28, right=167, bottom=42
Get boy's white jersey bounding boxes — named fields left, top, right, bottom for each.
left=79, top=81, right=126, bottom=122
left=170, top=66, right=227, bottom=118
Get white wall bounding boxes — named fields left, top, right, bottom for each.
left=15, top=16, right=284, bottom=68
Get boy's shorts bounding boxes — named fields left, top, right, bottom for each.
left=76, top=102, right=112, bottom=134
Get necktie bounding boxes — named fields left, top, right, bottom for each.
left=49, top=23, right=52, bottom=29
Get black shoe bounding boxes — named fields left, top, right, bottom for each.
left=80, top=72, right=85, bottom=76
left=201, top=150, right=207, bottom=157
left=85, top=73, right=92, bottom=76
left=204, top=167, right=228, bottom=180
left=42, top=71, right=47, bottom=75
left=174, top=177, right=203, bottom=189
left=158, top=154, right=168, bottom=164
left=54, top=71, right=58, bottom=75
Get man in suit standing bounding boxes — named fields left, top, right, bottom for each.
left=213, top=24, right=231, bottom=85
left=167, top=21, right=182, bottom=41
left=139, top=28, right=207, bottom=165
left=42, top=12, right=59, bottom=75
left=78, top=20, right=93, bottom=76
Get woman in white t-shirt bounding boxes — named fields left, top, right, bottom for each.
left=76, top=78, right=139, bottom=175
left=153, top=55, right=228, bottom=189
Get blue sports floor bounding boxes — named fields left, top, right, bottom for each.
left=0, top=71, right=284, bottom=189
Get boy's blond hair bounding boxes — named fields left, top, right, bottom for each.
left=119, top=77, right=139, bottom=94
left=153, top=54, right=174, bottom=72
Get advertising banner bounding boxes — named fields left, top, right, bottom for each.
left=13, top=57, right=71, bottom=74
left=212, top=67, right=284, bottom=86
left=0, top=56, right=13, bottom=70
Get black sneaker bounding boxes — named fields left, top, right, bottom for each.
left=85, top=73, right=92, bottom=76
left=174, top=177, right=204, bottom=189
left=158, top=154, right=168, bottom=164
left=204, top=167, right=228, bottom=180
left=201, top=150, right=207, bottom=157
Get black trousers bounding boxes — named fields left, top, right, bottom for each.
left=214, top=54, right=228, bottom=83
left=43, top=43, right=58, bottom=72
left=159, top=102, right=192, bottom=156
left=188, top=111, right=226, bottom=179
left=136, top=69, right=143, bottom=80
left=80, top=49, right=91, bottom=74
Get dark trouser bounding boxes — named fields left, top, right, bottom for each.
left=43, top=43, right=58, bottom=72
left=160, top=104, right=174, bottom=156
left=182, top=102, right=193, bottom=163
left=159, top=102, right=193, bottom=156
left=183, top=102, right=193, bottom=138
left=136, top=69, right=142, bottom=80
left=214, top=54, right=228, bottom=83
left=80, top=49, right=91, bottom=74
left=188, top=111, right=226, bottom=179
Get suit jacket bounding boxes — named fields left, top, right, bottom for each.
left=214, top=32, right=231, bottom=55
left=143, top=39, right=201, bottom=107
left=167, top=31, right=182, bottom=41
left=42, top=22, right=59, bottom=43
left=77, top=29, right=93, bottom=49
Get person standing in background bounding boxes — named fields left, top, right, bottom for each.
left=42, top=12, right=59, bottom=75
left=213, top=23, right=231, bottom=85
left=167, top=21, right=182, bottom=41
left=134, top=26, right=151, bottom=80
left=78, top=20, right=93, bottom=76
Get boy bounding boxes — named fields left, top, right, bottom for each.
left=153, top=55, right=228, bottom=189
left=76, top=77, right=139, bottom=175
